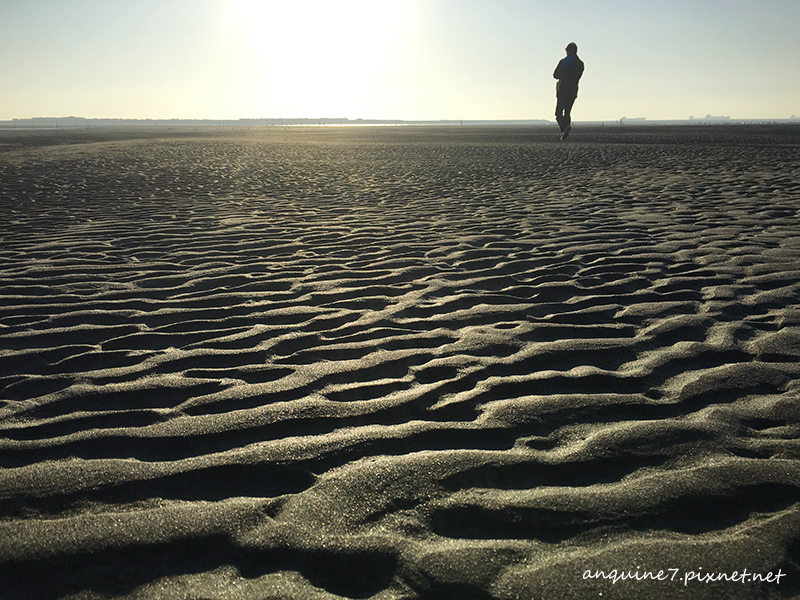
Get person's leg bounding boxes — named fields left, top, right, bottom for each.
left=555, top=97, right=567, bottom=132
left=562, top=96, right=577, bottom=130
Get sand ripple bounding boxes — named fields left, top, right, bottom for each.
left=1, top=126, right=799, bottom=599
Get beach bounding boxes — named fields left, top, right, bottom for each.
left=1, top=124, right=799, bottom=599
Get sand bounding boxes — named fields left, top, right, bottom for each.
left=1, top=124, right=799, bottom=599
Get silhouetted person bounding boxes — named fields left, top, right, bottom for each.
left=554, top=42, right=584, bottom=139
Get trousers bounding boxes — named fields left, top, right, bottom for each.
left=555, top=95, right=577, bottom=132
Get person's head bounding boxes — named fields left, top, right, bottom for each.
left=565, top=42, right=578, bottom=55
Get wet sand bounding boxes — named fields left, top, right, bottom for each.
left=1, top=125, right=799, bottom=599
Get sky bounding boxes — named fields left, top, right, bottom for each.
left=1, top=0, right=798, bottom=122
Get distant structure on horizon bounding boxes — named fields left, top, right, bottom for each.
left=689, top=114, right=731, bottom=122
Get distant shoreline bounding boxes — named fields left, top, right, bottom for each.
left=2, top=116, right=799, bottom=130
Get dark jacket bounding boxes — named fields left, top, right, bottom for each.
left=554, top=54, right=584, bottom=98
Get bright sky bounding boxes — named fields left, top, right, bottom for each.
left=1, top=0, right=798, bottom=121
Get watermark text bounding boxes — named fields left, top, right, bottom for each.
left=583, top=567, right=786, bottom=587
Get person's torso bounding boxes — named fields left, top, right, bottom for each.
left=558, top=56, right=583, bottom=82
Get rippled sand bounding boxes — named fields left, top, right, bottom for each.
left=1, top=125, right=799, bottom=599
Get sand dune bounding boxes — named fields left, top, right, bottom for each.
left=1, top=125, right=799, bottom=599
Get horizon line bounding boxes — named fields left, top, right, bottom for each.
left=3, top=115, right=800, bottom=127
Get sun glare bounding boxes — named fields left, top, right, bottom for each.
left=227, top=0, right=412, bottom=118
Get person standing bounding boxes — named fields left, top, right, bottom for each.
left=553, top=42, right=584, bottom=139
